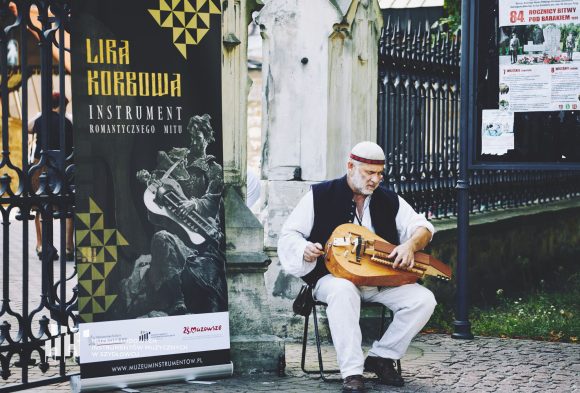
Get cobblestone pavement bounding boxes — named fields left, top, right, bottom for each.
left=7, top=333, right=579, bottom=392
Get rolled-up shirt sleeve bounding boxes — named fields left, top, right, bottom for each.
left=395, top=196, right=435, bottom=244
left=277, top=190, right=317, bottom=278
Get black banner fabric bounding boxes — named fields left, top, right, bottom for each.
left=70, top=0, right=230, bottom=385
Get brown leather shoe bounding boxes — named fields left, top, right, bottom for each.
left=364, top=356, right=404, bottom=387
left=342, top=374, right=366, bottom=392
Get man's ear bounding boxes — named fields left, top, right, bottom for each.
left=347, top=160, right=354, bottom=171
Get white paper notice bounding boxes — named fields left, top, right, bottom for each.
left=499, top=65, right=550, bottom=112
left=551, top=64, right=580, bottom=110
left=499, top=0, right=580, bottom=27
left=500, top=64, right=580, bottom=111
left=481, top=110, right=515, bottom=156
left=498, top=0, right=580, bottom=112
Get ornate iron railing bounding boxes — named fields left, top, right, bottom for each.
left=0, top=1, right=77, bottom=391
left=378, top=19, right=580, bottom=219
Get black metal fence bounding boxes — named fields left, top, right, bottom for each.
left=378, top=19, right=580, bottom=219
left=0, top=1, right=77, bottom=391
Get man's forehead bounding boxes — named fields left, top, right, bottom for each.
left=357, top=162, right=385, bottom=172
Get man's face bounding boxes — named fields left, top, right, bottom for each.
left=189, top=127, right=205, bottom=149
left=347, top=161, right=384, bottom=195
left=188, top=125, right=214, bottom=151
left=206, top=128, right=215, bottom=144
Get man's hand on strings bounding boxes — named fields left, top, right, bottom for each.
left=388, top=242, right=415, bottom=271
left=180, top=199, right=200, bottom=214
left=303, top=242, right=324, bottom=263
left=389, top=227, right=431, bottom=271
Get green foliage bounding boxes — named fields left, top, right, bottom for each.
left=433, top=0, right=461, bottom=35
left=424, top=274, right=580, bottom=343
left=471, top=287, right=579, bottom=342
left=443, top=0, right=461, bottom=16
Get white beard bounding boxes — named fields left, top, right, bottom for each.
left=350, top=168, right=375, bottom=195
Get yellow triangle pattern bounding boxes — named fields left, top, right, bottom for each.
left=116, top=232, right=129, bottom=246
left=209, top=0, right=220, bottom=14
left=89, top=198, right=102, bottom=214
left=185, top=30, right=197, bottom=45
left=90, top=232, right=104, bottom=247
left=96, top=247, right=105, bottom=263
left=104, top=229, right=116, bottom=244
left=91, top=265, right=104, bottom=280
left=104, top=262, right=116, bottom=277
left=75, top=198, right=129, bottom=323
left=149, top=9, right=161, bottom=24
left=175, top=43, right=187, bottom=58
left=92, top=215, right=104, bottom=230
left=94, top=281, right=107, bottom=297
left=79, top=280, right=93, bottom=294
left=80, top=314, right=93, bottom=323
left=196, top=28, right=209, bottom=43
left=160, top=0, right=171, bottom=11
left=76, top=229, right=90, bottom=244
left=161, top=14, right=174, bottom=28
left=78, top=246, right=93, bottom=262
left=77, top=263, right=91, bottom=278
left=78, top=297, right=91, bottom=312
left=105, top=295, right=117, bottom=309
left=147, top=0, right=221, bottom=59
left=92, top=299, right=104, bottom=313
left=174, top=11, right=186, bottom=26
left=77, top=213, right=91, bottom=229
left=105, top=246, right=118, bottom=261
left=184, top=0, right=195, bottom=12
left=186, top=15, right=197, bottom=29
left=173, top=27, right=185, bottom=42
left=198, top=12, right=209, bottom=27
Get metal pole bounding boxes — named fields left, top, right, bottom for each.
left=452, top=0, right=474, bottom=340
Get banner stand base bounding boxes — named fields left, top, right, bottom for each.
left=70, top=363, right=234, bottom=392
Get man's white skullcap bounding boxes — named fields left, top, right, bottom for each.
left=350, top=141, right=385, bottom=165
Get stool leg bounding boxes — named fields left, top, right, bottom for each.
left=312, top=305, right=327, bottom=381
left=300, top=313, right=310, bottom=373
left=380, top=306, right=386, bottom=336
left=300, top=303, right=341, bottom=381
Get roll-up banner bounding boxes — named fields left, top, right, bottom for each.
left=70, top=1, right=231, bottom=391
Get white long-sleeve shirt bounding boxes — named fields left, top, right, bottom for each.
left=277, top=190, right=435, bottom=278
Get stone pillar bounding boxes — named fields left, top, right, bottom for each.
left=222, top=0, right=249, bottom=189
left=257, top=0, right=384, bottom=337
left=225, top=188, right=284, bottom=374
left=221, top=0, right=284, bottom=374
left=258, top=0, right=383, bottom=247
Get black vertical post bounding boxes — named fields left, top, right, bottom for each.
left=452, top=0, right=475, bottom=339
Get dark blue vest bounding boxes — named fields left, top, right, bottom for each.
left=302, top=175, right=400, bottom=285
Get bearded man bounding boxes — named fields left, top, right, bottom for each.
left=129, top=114, right=227, bottom=318
left=278, top=141, right=437, bottom=393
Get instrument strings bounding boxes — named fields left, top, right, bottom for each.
left=370, top=250, right=425, bottom=276
left=154, top=180, right=221, bottom=242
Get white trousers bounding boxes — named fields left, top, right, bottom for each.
left=313, top=274, right=437, bottom=378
